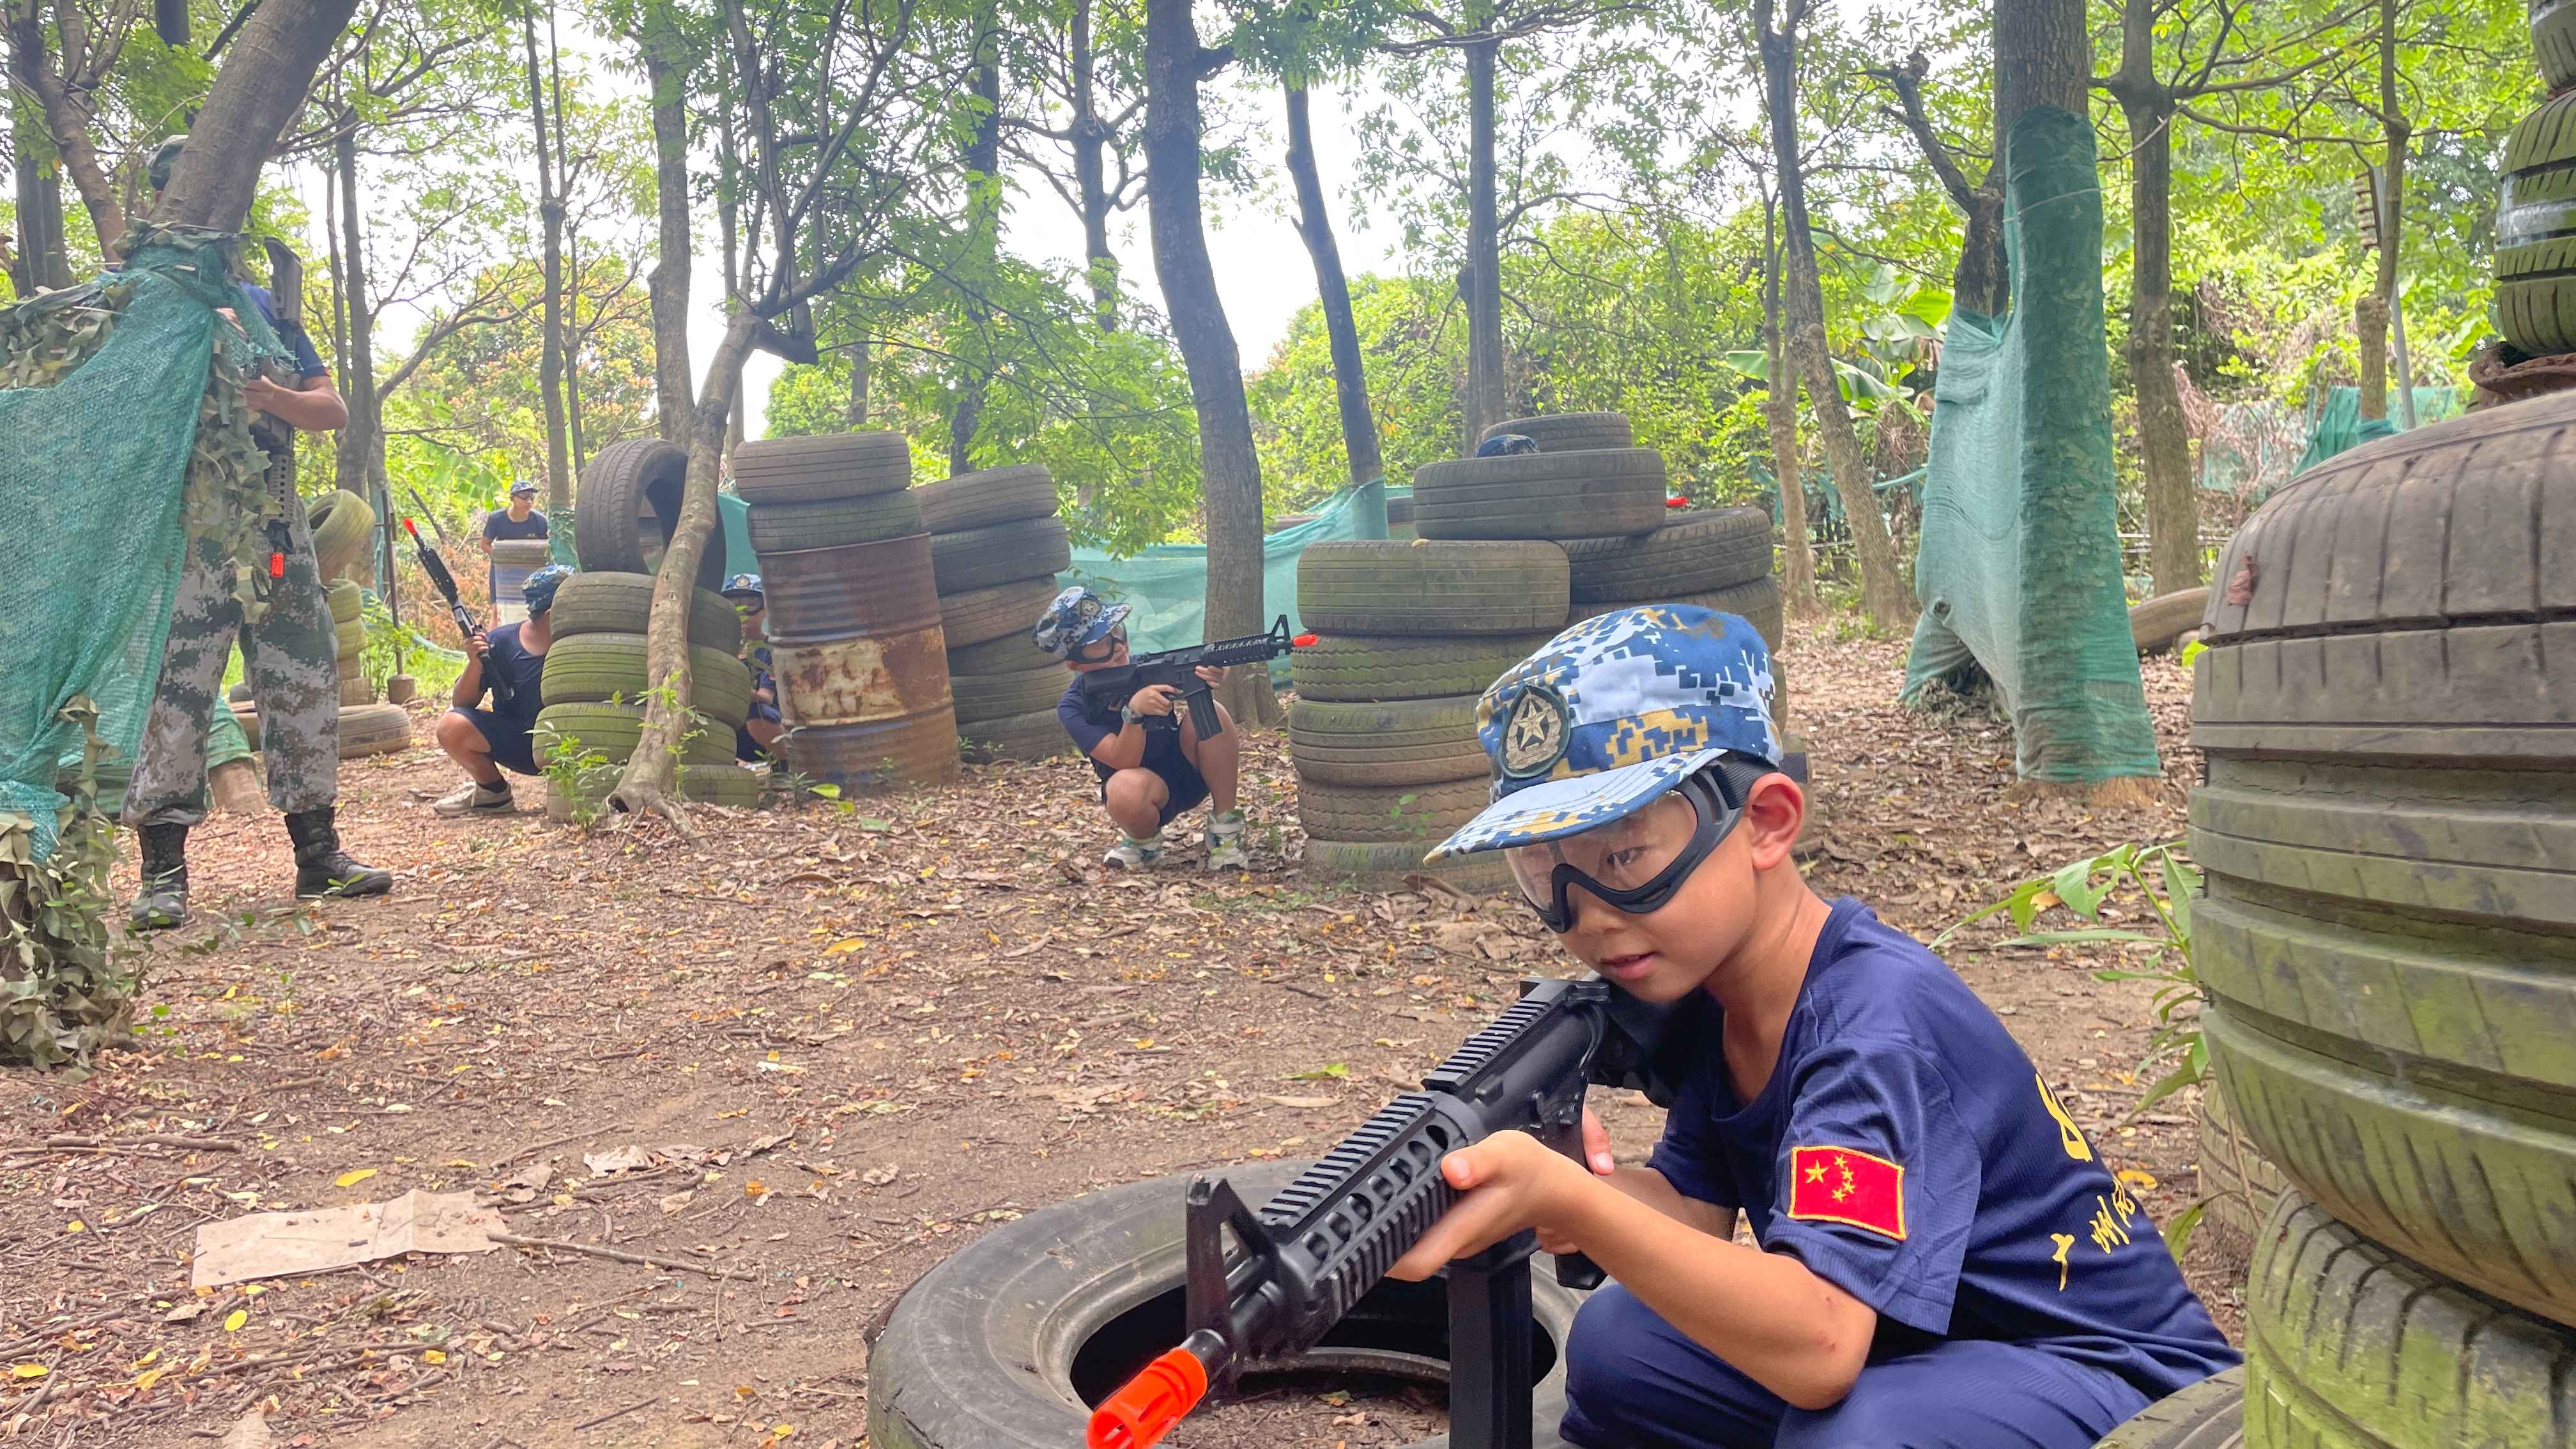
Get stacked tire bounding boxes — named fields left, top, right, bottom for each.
left=736, top=431, right=960, bottom=794
left=305, top=489, right=409, bottom=760
left=533, top=571, right=757, bottom=813
left=2495, top=20, right=2576, bottom=357
left=2181, top=394, right=2576, bottom=1447
left=489, top=537, right=552, bottom=625
left=917, top=465, right=1074, bottom=764
left=1289, top=540, right=1570, bottom=894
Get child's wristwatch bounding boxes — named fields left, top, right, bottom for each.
left=1121, top=703, right=1144, bottom=726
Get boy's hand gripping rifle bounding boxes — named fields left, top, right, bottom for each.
left=1088, top=975, right=1678, bottom=1449
left=401, top=518, right=512, bottom=711
left=1074, top=615, right=1311, bottom=740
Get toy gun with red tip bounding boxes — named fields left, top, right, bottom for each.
left=402, top=518, right=513, bottom=710
left=1075, top=614, right=1308, bottom=740
left=1087, top=976, right=1679, bottom=1449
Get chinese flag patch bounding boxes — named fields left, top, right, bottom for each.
left=1788, top=1145, right=1906, bottom=1241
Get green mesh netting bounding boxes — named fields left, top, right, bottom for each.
left=1901, top=109, right=2159, bottom=784
left=1, top=230, right=288, bottom=858
left=2293, top=385, right=2460, bottom=474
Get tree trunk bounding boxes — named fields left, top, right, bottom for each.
left=525, top=8, right=572, bottom=512
left=2113, top=50, right=2200, bottom=593
left=6, top=42, right=75, bottom=292
left=1757, top=2, right=1910, bottom=632
left=1993, top=0, right=2090, bottom=135
left=154, top=0, right=362, bottom=232
left=1285, top=83, right=1384, bottom=487
left=847, top=340, right=871, bottom=426
left=1461, top=31, right=1506, bottom=443
left=1144, top=0, right=1276, bottom=726
left=1070, top=0, right=1119, bottom=330
left=2356, top=0, right=2407, bottom=422
left=949, top=20, right=1003, bottom=473
left=643, top=4, right=695, bottom=447
left=5, top=4, right=121, bottom=257
left=611, top=310, right=760, bottom=822
left=1763, top=199, right=1818, bottom=617
left=330, top=120, right=379, bottom=501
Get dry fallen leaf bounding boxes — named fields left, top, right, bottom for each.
left=334, top=1169, right=378, bottom=1188
left=222, top=1308, right=248, bottom=1332
left=1266, top=1095, right=1335, bottom=1109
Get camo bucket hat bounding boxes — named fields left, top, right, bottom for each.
left=1032, top=585, right=1131, bottom=660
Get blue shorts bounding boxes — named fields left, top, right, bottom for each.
left=451, top=707, right=540, bottom=776
left=1094, top=726, right=1208, bottom=827
left=1560, top=1284, right=2153, bottom=1449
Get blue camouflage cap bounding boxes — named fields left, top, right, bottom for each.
left=721, top=572, right=765, bottom=600
left=1031, top=585, right=1131, bottom=659
left=1427, top=605, right=1781, bottom=860
left=522, top=564, right=573, bottom=616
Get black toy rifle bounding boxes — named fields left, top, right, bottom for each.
left=1075, top=615, right=1309, bottom=740
left=402, top=517, right=512, bottom=710
left=1087, top=975, right=1679, bottom=1449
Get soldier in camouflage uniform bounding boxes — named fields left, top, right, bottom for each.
left=125, top=135, right=392, bottom=928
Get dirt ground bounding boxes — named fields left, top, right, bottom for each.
left=0, top=619, right=2242, bottom=1448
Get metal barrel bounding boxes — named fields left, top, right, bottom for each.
left=756, top=532, right=958, bottom=792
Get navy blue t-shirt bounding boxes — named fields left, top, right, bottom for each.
left=240, top=284, right=328, bottom=379
left=1643, top=898, right=2238, bottom=1400
left=477, top=621, right=547, bottom=724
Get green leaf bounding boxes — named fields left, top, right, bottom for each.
left=1291, top=1062, right=1349, bottom=1080
left=2177, top=638, right=2208, bottom=668
left=2161, top=1199, right=2208, bottom=1259
left=2051, top=854, right=2114, bottom=919
left=2132, top=1055, right=2206, bottom=1115
left=1723, top=349, right=1771, bottom=381
left=1997, top=928, right=2166, bottom=949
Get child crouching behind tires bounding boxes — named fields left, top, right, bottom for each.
left=1035, top=586, right=1247, bottom=872
left=1383, top=606, right=2239, bottom=1449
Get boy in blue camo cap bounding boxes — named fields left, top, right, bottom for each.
left=1383, top=605, right=2235, bottom=1449
left=1034, top=586, right=1247, bottom=871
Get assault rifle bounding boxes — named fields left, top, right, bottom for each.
left=1088, top=975, right=1680, bottom=1449
left=402, top=518, right=512, bottom=711
left=1075, top=615, right=1309, bottom=740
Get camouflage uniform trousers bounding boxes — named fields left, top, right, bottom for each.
left=125, top=488, right=338, bottom=829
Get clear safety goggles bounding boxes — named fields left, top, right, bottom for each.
left=1502, top=756, right=1770, bottom=932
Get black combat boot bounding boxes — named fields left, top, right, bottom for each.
left=129, top=822, right=190, bottom=930
left=284, top=806, right=394, bottom=900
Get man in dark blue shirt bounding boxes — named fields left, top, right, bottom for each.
left=1384, top=606, right=2237, bottom=1448
left=431, top=565, right=566, bottom=816
left=481, top=480, right=550, bottom=547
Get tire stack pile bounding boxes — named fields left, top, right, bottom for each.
left=2184, top=395, right=2576, bottom=1444
left=918, top=465, right=1075, bottom=764
left=532, top=571, right=758, bottom=813
left=489, top=537, right=553, bottom=625
left=1289, top=540, right=1570, bottom=893
left=2497, top=7, right=2576, bottom=360
left=249, top=488, right=408, bottom=760
left=730, top=431, right=960, bottom=793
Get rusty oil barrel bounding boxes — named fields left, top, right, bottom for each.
left=759, top=533, right=960, bottom=791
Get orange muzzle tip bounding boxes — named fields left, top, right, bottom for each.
left=268, top=552, right=286, bottom=579
left=1085, top=1346, right=1209, bottom=1449
left=1291, top=633, right=1319, bottom=648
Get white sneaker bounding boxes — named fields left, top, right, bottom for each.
left=1206, top=810, right=1248, bottom=871
left=433, top=780, right=516, bottom=818
left=1103, top=832, right=1163, bottom=870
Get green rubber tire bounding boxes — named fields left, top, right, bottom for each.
left=1289, top=631, right=1554, bottom=703
left=916, top=464, right=1059, bottom=533
left=545, top=763, right=762, bottom=818
left=1296, top=540, right=1570, bottom=636
left=306, top=489, right=376, bottom=582
left=533, top=702, right=735, bottom=769
left=946, top=631, right=1056, bottom=677
left=929, top=517, right=1072, bottom=595
left=948, top=664, right=1065, bottom=724
left=1288, top=695, right=1487, bottom=787
left=2541, top=0, right=2576, bottom=93
left=1411, top=449, right=1666, bottom=540
left=544, top=571, right=744, bottom=654
left=956, top=707, right=1078, bottom=764
left=1574, top=578, right=1782, bottom=653
left=2088, top=1368, right=2243, bottom=1449
left=538, top=631, right=755, bottom=729
left=743, top=490, right=924, bottom=553
left=334, top=702, right=411, bottom=760
left=939, top=576, right=1064, bottom=648
left=2245, top=1192, right=2576, bottom=1448
left=1560, top=507, right=1772, bottom=602
left=2495, top=93, right=2576, bottom=354
left=1296, top=776, right=1488, bottom=843
left=729, top=431, right=915, bottom=502
left=326, top=579, right=363, bottom=624
left=1300, top=838, right=1516, bottom=896
left=1478, top=411, right=1633, bottom=454
left=333, top=613, right=364, bottom=657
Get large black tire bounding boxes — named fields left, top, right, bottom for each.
left=865, top=1164, right=1582, bottom=1449
left=2089, top=1369, right=2244, bottom=1449
left=1573, top=577, right=1782, bottom=652
left=2191, top=394, right=2576, bottom=1330
left=306, top=489, right=376, bottom=583
left=1561, top=507, right=1771, bottom=602
left=533, top=702, right=735, bottom=769
left=949, top=664, right=1066, bottom=724
left=2129, top=587, right=2209, bottom=654
left=2539, top=0, right=2576, bottom=105
left=1289, top=695, right=1487, bottom=786
left=742, top=490, right=924, bottom=553
left=1302, top=838, right=1517, bottom=896
left=544, top=571, right=744, bottom=654
left=2496, top=94, right=2576, bottom=356
left=728, top=431, right=914, bottom=503
left=930, top=516, right=1073, bottom=595
left=1478, top=412, right=1633, bottom=454
left=946, top=631, right=1055, bottom=677
left=2245, top=1192, right=2576, bottom=1449
left=1291, top=631, right=1554, bottom=703
left=1298, top=540, right=1570, bottom=635
left=1297, top=776, right=1489, bottom=843
left=538, top=632, right=755, bottom=729
left=572, top=438, right=729, bottom=595
left=916, top=464, right=1059, bottom=533
left=1413, top=450, right=1666, bottom=541
left=334, top=702, right=411, bottom=760
left=939, top=576, right=1063, bottom=648
left=957, top=707, right=1077, bottom=764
